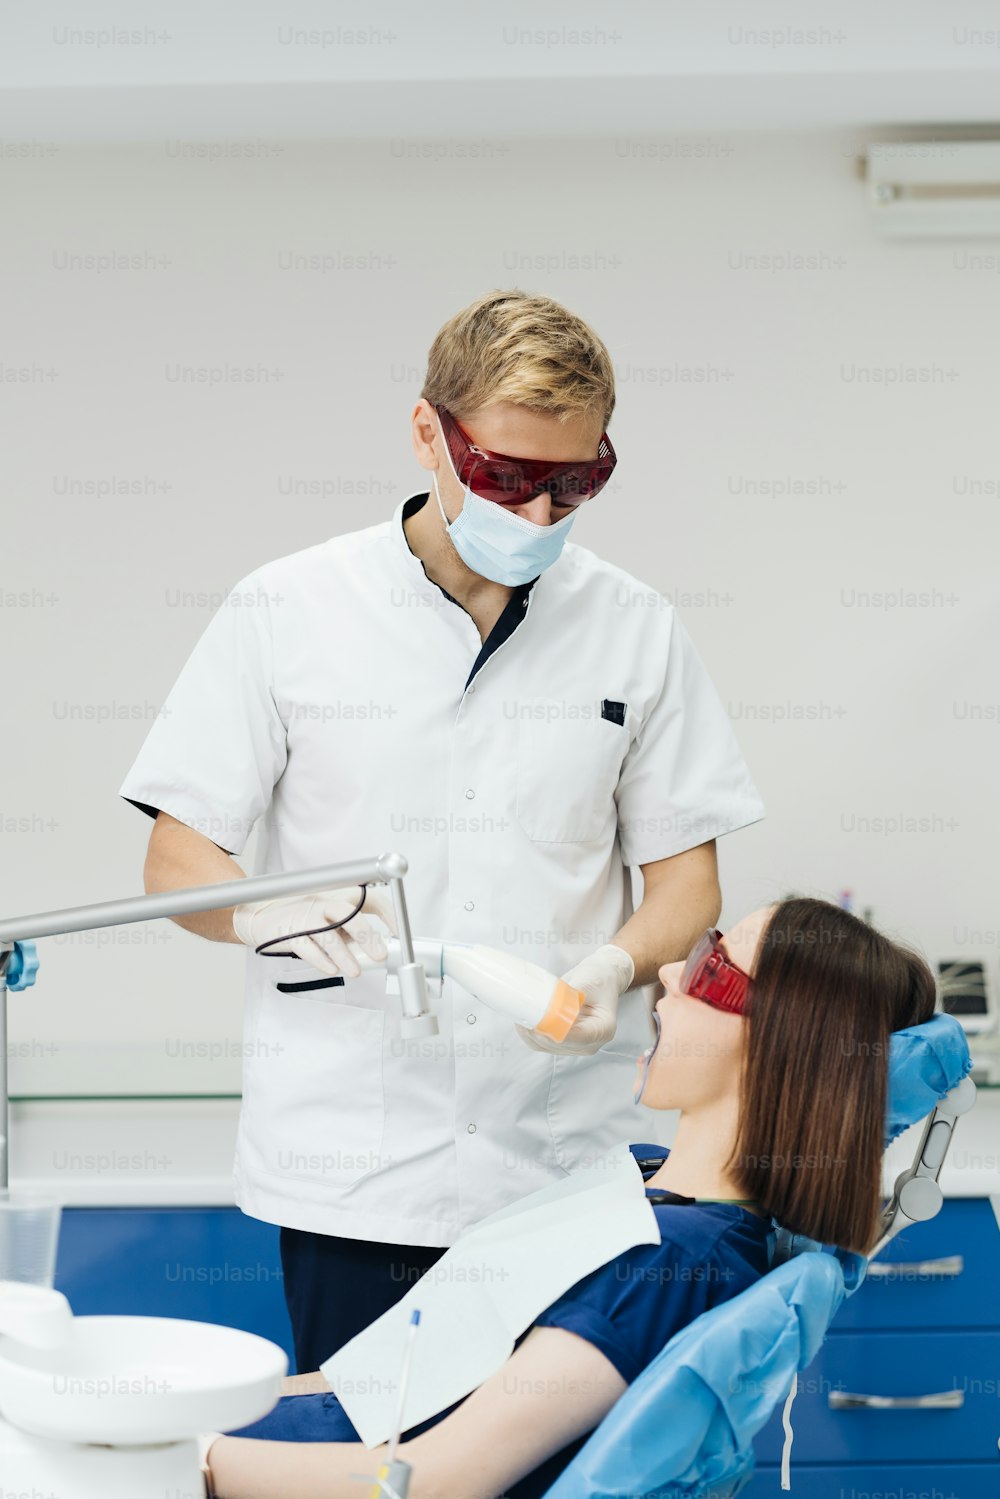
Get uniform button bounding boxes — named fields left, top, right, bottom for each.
left=466, top=1013, right=477, bottom=1025
left=467, top=683, right=476, bottom=694
left=465, top=788, right=475, bottom=800
left=467, top=1123, right=477, bottom=1134
left=464, top=900, right=475, bottom=911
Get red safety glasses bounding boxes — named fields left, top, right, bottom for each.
left=437, top=406, right=617, bottom=509
left=681, top=929, right=751, bottom=1015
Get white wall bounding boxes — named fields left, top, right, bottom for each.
left=3, top=127, right=997, bottom=1094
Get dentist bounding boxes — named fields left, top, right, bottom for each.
left=119, top=288, right=765, bottom=1372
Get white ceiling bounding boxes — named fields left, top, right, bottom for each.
left=2, top=1, right=1000, bottom=139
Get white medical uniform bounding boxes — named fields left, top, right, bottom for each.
left=119, top=493, right=765, bottom=1247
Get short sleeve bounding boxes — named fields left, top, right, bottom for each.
left=118, top=573, right=288, bottom=856
left=533, top=1204, right=770, bottom=1386
left=533, top=1238, right=715, bottom=1385
left=615, top=611, right=765, bottom=866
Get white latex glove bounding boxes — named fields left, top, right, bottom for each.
left=232, top=884, right=398, bottom=980
left=516, top=944, right=635, bottom=1056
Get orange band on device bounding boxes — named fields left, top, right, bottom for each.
left=534, top=981, right=585, bottom=1042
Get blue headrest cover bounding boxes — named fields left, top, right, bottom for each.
left=885, top=1011, right=972, bottom=1145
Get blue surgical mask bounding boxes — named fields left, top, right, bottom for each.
left=633, top=1009, right=662, bottom=1106
left=431, top=416, right=577, bottom=587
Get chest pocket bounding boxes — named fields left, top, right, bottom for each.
left=514, top=698, right=630, bottom=843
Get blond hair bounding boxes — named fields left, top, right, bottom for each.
left=421, top=289, right=615, bottom=429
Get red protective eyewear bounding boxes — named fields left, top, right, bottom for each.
left=437, top=406, right=616, bottom=508
left=681, top=929, right=751, bottom=1015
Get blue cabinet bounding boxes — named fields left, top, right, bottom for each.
left=754, top=1330, right=999, bottom=1463
left=828, top=1198, right=1000, bottom=1331
left=743, top=1197, right=1000, bottom=1495
left=54, top=1207, right=294, bottom=1362
left=741, top=1464, right=999, bottom=1498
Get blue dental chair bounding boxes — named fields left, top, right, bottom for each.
left=543, top=1014, right=976, bottom=1499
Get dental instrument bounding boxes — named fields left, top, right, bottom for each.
left=359, top=1307, right=422, bottom=1499
left=356, top=938, right=586, bottom=1042
left=631, top=1010, right=662, bottom=1105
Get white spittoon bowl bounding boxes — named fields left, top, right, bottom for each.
left=0, top=1315, right=288, bottom=1444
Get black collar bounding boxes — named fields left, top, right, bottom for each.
left=633, top=1157, right=698, bottom=1206
left=402, top=492, right=537, bottom=691
left=401, top=492, right=539, bottom=605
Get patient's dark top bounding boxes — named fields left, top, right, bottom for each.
left=229, top=1144, right=772, bottom=1497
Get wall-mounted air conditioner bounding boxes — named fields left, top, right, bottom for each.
left=865, top=140, right=1000, bottom=238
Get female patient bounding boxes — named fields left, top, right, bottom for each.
left=206, top=896, right=935, bottom=1499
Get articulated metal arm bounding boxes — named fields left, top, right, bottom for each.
left=870, top=1073, right=977, bottom=1259
left=0, top=851, right=436, bottom=1192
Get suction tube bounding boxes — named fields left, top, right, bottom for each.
left=633, top=1008, right=661, bottom=1105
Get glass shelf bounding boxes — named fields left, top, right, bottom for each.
left=6, top=1038, right=1000, bottom=1102
left=9, top=1093, right=242, bottom=1103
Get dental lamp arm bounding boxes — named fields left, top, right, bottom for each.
left=0, top=855, right=411, bottom=947
left=0, top=850, right=436, bottom=1190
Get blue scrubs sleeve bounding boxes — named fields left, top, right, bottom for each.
left=532, top=1207, right=771, bottom=1385
left=227, top=1392, right=362, bottom=1442
left=226, top=1389, right=466, bottom=1445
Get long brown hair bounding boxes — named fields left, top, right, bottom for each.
left=728, top=897, right=936, bottom=1253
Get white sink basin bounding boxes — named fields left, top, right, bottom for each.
left=0, top=1314, right=287, bottom=1443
